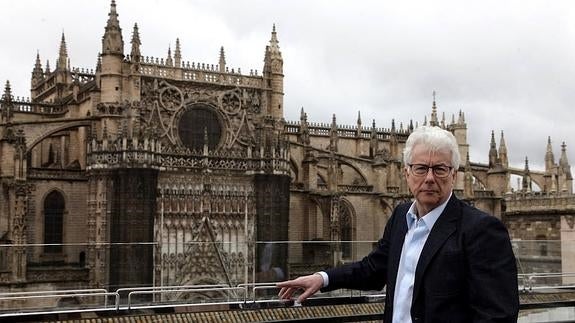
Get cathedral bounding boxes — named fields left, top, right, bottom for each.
left=0, top=0, right=574, bottom=296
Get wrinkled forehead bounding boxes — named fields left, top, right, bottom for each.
left=410, top=144, right=453, bottom=164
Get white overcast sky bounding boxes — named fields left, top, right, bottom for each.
left=0, top=0, right=574, bottom=174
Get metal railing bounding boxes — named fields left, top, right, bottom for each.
left=0, top=288, right=119, bottom=318
left=0, top=280, right=574, bottom=322
left=519, top=272, right=575, bottom=292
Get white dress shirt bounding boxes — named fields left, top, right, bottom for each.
left=392, top=194, right=450, bottom=323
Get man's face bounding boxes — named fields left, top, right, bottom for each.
left=405, top=144, right=456, bottom=215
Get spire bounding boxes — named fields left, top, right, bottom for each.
left=263, top=24, right=282, bottom=73
left=464, top=151, right=474, bottom=199
left=96, top=53, right=102, bottom=72
left=174, top=38, right=182, bottom=67
left=219, top=46, right=226, bottom=73
left=32, top=51, right=44, bottom=84
left=130, top=23, right=141, bottom=62
left=499, top=130, right=508, bottom=168
left=356, top=111, right=362, bottom=137
left=45, top=60, right=51, bottom=74
left=267, top=24, right=282, bottom=59
left=457, top=110, right=465, bottom=125
left=2, top=80, right=13, bottom=100
left=560, top=142, right=571, bottom=173
left=390, top=118, right=398, bottom=158
left=298, top=107, right=309, bottom=145
left=263, top=23, right=284, bottom=121
left=430, top=91, right=438, bottom=126
left=57, top=32, right=68, bottom=71
left=522, top=156, right=531, bottom=192
left=545, top=136, right=555, bottom=172
left=370, top=119, right=378, bottom=157
left=102, top=0, right=124, bottom=55
left=489, top=130, right=498, bottom=168
left=559, top=142, right=572, bottom=191
left=166, top=46, right=173, bottom=66
left=1, top=81, right=14, bottom=123
left=329, top=114, right=338, bottom=152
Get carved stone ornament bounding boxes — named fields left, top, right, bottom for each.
left=138, top=79, right=260, bottom=150
left=564, top=215, right=575, bottom=230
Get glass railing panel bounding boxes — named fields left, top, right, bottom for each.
left=519, top=306, right=575, bottom=322
left=0, top=243, right=117, bottom=316
left=513, top=240, right=575, bottom=291
left=1, top=239, right=575, bottom=316
left=280, top=240, right=385, bottom=299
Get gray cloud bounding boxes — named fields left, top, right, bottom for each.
left=0, top=0, right=573, bottom=176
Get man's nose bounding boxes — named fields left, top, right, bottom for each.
left=424, top=168, right=436, bottom=181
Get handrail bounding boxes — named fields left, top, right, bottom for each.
left=523, top=272, right=575, bottom=292
left=127, top=286, right=245, bottom=310
left=0, top=288, right=108, bottom=297
left=0, top=288, right=112, bottom=310
left=252, top=284, right=281, bottom=303
left=116, top=284, right=229, bottom=310
left=0, top=292, right=119, bottom=318
left=1, top=273, right=574, bottom=319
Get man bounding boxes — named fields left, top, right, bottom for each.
left=277, top=126, right=519, bottom=322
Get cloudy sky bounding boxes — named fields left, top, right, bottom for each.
left=0, top=0, right=573, bottom=175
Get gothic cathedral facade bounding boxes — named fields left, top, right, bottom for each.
left=0, top=1, right=574, bottom=293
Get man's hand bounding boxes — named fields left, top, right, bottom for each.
left=276, top=273, right=323, bottom=303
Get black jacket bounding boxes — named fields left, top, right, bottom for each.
left=323, top=195, right=519, bottom=322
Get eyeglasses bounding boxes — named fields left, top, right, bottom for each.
left=408, top=164, right=453, bottom=178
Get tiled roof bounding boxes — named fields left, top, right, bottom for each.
left=46, top=303, right=383, bottom=323
left=30, top=291, right=575, bottom=323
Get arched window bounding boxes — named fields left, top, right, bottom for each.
left=44, top=191, right=64, bottom=253
left=178, top=105, right=222, bottom=151
left=339, top=201, right=353, bottom=259
left=535, top=234, right=548, bottom=257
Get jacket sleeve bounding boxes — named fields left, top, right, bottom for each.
left=322, top=205, right=401, bottom=292
left=466, top=213, right=519, bottom=322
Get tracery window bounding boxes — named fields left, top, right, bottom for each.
left=339, top=202, right=353, bottom=259
left=178, top=105, right=222, bottom=151
left=44, top=190, right=65, bottom=253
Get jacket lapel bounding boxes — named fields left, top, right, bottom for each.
left=387, top=203, right=409, bottom=301
left=411, top=195, right=461, bottom=302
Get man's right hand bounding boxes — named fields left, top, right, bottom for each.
left=276, top=273, right=324, bottom=304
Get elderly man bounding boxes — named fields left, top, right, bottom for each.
left=277, top=126, right=519, bottom=322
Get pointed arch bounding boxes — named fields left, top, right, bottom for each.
left=338, top=198, right=356, bottom=260
left=43, top=190, right=65, bottom=253
left=316, top=155, right=369, bottom=186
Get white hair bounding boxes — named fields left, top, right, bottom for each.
left=403, top=126, right=460, bottom=170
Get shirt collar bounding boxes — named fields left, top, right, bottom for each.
left=406, top=192, right=452, bottom=231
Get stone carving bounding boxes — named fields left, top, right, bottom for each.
left=565, top=215, right=575, bottom=230
left=138, top=79, right=261, bottom=151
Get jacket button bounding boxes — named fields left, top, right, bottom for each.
left=413, top=318, right=419, bottom=321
